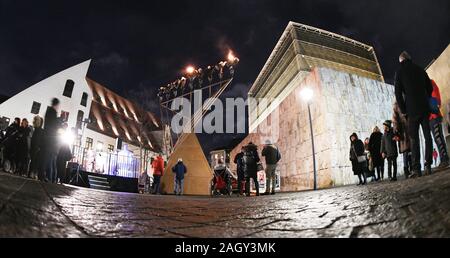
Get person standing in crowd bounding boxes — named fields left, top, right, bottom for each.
left=242, top=142, right=260, bottom=197
left=233, top=147, right=245, bottom=196
left=350, top=133, right=367, bottom=185
left=261, top=140, right=281, bottom=195
left=429, top=79, right=449, bottom=169
left=152, top=153, right=165, bottom=194
left=42, top=98, right=61, bottom=183
left=393, top=102, right=412, bottom=178
left=56, top=123, right=73, bottom=184
left=369, top=126, right=383, bottom=180
left=3, top=117, right=20, bottom=170
left=16, top=118, right=32, bottom=176
left=172, top=158, right=187, bottom=196
left=5, top=117, right=20, bottom=138
left=381, top=120, right=399, bottom=181
left=395, top=51, right=433, bottom=177
left=364, top=137, right=377, bottom=182
left=29, top=116, right=44, bottom=179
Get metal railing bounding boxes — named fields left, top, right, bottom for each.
left=71, top=146, right=141, bottom=178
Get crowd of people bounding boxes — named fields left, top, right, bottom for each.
left=146, top=153, right=187, bottom=196
left=157, top=60, right=236, bottom=103
left=0, top=98, right=73, bottom=184
left=350, top=51, right=449, bottom=185
left=233, top=140, right=282, bottom=197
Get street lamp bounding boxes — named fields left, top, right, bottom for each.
left=185, top=66, right=195, bottom=75
left=300, top=87, right=317, bottom=190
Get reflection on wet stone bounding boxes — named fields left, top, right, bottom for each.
left=0, top=171, right=449, bottom=238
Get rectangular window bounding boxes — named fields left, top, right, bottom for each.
left=81, top=92, right=88, bottom=107
left=61, top=111, right=69, bottom=123
left=63, top=80, right=75, bottom=98
left=76, top=110, right=84, bottom=129
left=30, top=101, right=41, bottom=114
left=108, top=144, right=114, bottom=153
left=85, top=137, right=93, bottom=150
left=96, top=141, right=103, bottom=151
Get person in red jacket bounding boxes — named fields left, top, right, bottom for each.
left=429, top=80, right=449, bottom=169
left=151, top=154, right=165, bottom=194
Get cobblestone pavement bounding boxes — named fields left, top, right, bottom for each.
left=1, top=170, right=449, bottom=238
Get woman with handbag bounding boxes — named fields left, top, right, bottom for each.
left=350, top=133, right=367, bottom=185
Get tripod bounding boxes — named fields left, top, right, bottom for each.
left=69, top=118, right=91, bottom=186
left=69, top=162, right=85, bottom=185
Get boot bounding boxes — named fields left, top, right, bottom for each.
left=404, top=167, right=410, bottom=179
left=437, top=160, right=449, bottom=170
left=424, top=165, right=432, bottom=176
left=409, top=170, right=422, bottom=178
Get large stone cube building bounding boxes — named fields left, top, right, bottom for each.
left=232, top=22, right=397, bottom=191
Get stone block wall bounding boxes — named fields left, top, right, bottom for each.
left=231, top=67, right=398, bottom=191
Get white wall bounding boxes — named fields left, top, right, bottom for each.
left=0, top=60, right=92, bottom=131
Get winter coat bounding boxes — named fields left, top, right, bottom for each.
left=44, top=106, right=61, bottom=154
left=152, top=156, right=165, bottom=176
left=261, top=144, right=281, bottom=165
left=395, top=59, right=433, bottom=118
left=381, top=129, right=398, bottom=158
left=16, top=126, right=32, bottom=161
left=368, top=132, right=383, bottom=167
left=392, top=102, right=411, bottom=153
left=30, top=127, right=44, bottom=171
left=429, top=80, right=443, bottom=121
left=30, top=127, right=44, bottom=155
left=57, top=143, right=72, bottom=164
left=242, top=143, right=260, bottom=177
left=233, top=152, right=244, bottom=177
left=172, top=161, right=187, bottom=180
left=5, top=122, right=19, bottom=138
left=350, top=138, right=365, bottom=175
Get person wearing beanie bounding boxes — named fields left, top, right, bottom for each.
left=381, top=120, right=399, bottom=181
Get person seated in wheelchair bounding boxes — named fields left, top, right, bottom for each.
left=212, top=159, right=234, bottom=192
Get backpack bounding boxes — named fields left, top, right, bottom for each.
left=242, top=150, right=256, bottom=167
left=276, top=148, right=281, bottom=162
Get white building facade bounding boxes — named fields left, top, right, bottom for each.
left=0, top=60, right=163, bottom=178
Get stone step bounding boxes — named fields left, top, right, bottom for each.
left=88, top=175, right=111, bottom=190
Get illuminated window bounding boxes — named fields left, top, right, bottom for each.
left=63, top=80, right=75, bottom=98
left=30, top=101, right=41, bottom=114
left=61, top=111, right=69, bottom=122
left=85, top=137, right=93, bottom=150
left=81, top=92, right=88, bottom=107
left=76, top=110, right=84, bottom=129
left=108, top=144, right=114, bottom=153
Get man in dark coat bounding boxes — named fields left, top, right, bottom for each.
left=394, top=51, right=433, bottom=177
left=242, top=142, right=260, bottom=196
left=233, top=147, right=245, bottom=196
left=381, top=120, right=399, bottom=181
left=350, top=133, right=367, bottom=185
left=16, top=118, right=32, bottom=176
left=29, top=116, right=44, bottom=179
left=42, top=98, right=61, bottom=183
left=261, top=140, right=281, bottom=195
left=368, top=126, right=383, bottom=180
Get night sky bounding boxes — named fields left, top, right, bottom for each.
left=1, top=0, right=449, bottom=153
